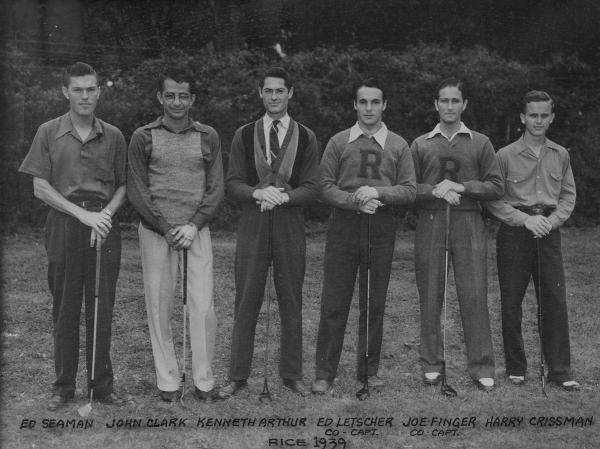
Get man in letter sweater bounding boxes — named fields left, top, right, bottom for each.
left=411, top=77, right=504, bottom=391
left=312, top=78, right=416, bottom=394
left=127, top=67, right=224, bottom=402
left=220, top=67, right=319, bottom=398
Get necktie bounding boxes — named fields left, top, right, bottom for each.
left=270, top=119, right=280, bottom=165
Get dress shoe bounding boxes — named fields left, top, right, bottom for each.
left=47, top=394, right=72, bottom=411
left=97, top=392, right=126, bottom=406
left=216, top=380, right=247, bottom=399
left=553, top=380, right=581, bottom=392
left=311, top=378, right=332, bottom=395
left=475, top=378, right=495, bottom=392
left=159, top=390, right=181, bottom=402
left=368, top=375, right=384, bottom=390
left=195, top=387, right=223, bottom=402
left=282, top=379, right=309, bottom=396
left=423, top=372, right=441, bottom=386
left=508, top=375, right=525, bottom=386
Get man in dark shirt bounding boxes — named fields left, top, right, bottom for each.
left=19, top=62, right=127, bottom=411
left=221, top=67, right=319, bottom=398
left=487, top=90, right=579, bottom=391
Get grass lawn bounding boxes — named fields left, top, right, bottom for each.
left=1, top=224, right=599, bottom=449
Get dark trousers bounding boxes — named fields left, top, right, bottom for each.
left=45, top=209, right=121, bottom=398
left=229, top=207, right=305, bottom=380
left=315, top=209, right=396, bottom=382
left=496, top=224, right=572, bottom=382
left=415, top=209, right=495, bottom=380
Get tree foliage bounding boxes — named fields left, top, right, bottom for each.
left=4, top=44, right=599, bottom=230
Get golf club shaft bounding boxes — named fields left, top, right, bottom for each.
left=182, top=248, right=188, bottom=394
left=365, top=214, right=371, bottom=382
left=90, top=239, right=101, bottom=401
left=443, top=204, right=450, bottom=367
left=440, top=203, right=457, bottom=396
left=261, top=209, right=274, bottom=399
left=535, top=237, right=547, bottom=394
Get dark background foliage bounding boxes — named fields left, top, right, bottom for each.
left=2, top=0, right=599, bottom=230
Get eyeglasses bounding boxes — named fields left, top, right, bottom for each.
left=261, top=88, right=289, bottom=97
left=162, top=92, right=192, bottom=103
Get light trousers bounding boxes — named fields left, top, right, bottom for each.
left=138, top=224, right=216, bottom=392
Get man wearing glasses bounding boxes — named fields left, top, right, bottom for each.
left=127, top=67, right=224, bottom=402
left=220, top=66, right=319, bottom=398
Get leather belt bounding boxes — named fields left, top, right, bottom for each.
left=514, top=205, right=555, bottom=217
left=71, top=199, right=107, bottom=212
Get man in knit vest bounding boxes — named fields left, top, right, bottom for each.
left=127, top=67, right=224, bottom=402
left=19, top=62, right=127, bottom=411
left=411, top=77, right=504, bottom=391
left=312, top=78, right=416, bottom=394
left=487, top=91, right=579, bottom=391
left=220, top=67, right=319, bottom=398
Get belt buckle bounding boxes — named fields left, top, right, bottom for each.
left=530, top=206, right=545, bottom=215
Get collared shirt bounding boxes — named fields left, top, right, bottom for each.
left=263, top=113, right=290, bottom=164
left=19, top=112, right=126, bottom=201
left=486, top=136, right=576, bottom=228
left=426, top=122, right=473, bottom=142
left=127, top=116, right=224, bottom=235
left=348, top=122, right=389, bottom=148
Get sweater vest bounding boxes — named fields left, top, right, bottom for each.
left=149, top=128, right=205, bottom=226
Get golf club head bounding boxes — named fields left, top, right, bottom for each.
left=356, top=382, right=370, bottom=401
left=258, top=391, right=272, bottom=402
left=541, top=376, right=548, bottom=398
left=77, top=402, right=92, bottom=417
left=440, top=376, right=458, bottom=397
left=258, top=378, right=272, bottom=402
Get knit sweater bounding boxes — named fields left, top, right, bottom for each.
left=319, top=128, right=416, bottom=210
left=411, top=129, right=504, bottom=211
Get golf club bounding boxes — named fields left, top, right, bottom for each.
left=180, top=248, right=188, bottom=405
left=356, top=214, right=371, bottom=401
left=535, top=237, right=548, bottom=397
left=440, top=203, right=458, bottom=398
left=78, top=238, right=102, bottom=417
left=259, top=209, right=274, bottom=403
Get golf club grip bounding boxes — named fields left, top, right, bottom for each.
left=94, top=239, right=102, bottom=297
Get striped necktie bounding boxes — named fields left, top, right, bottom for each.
left=269, top=119, right=280, bottom=165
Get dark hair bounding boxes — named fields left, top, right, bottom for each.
left=259, top=67, right=293, bottom=90
left=436, top=77, right=466, bottom=100
left=354, top=77, right=386, bottom=101
left=157, top=66, right=195, bottom=94
left=62, top=62, right=97, bottom=87
left=522, top=90, right=554, bottom=113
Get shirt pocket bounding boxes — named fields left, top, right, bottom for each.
left=82, top=145, right=114, bottom=184
left=548, top=172, right=563, bottom=197
left=505, top=173, right=527, bottom=197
